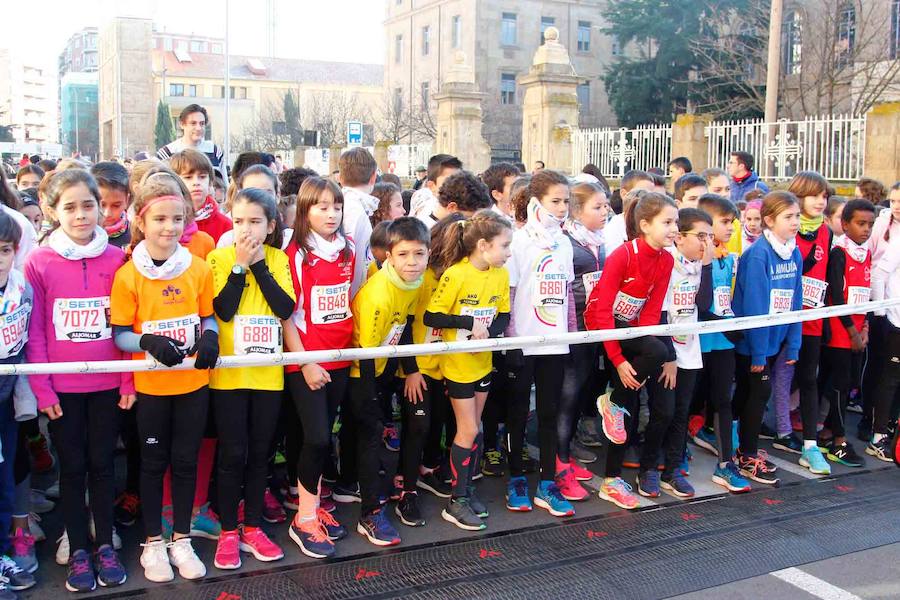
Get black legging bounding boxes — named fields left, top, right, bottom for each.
left=603, top=336, right=668, bottom=479
left=287, top=368, right=349, bottom=495
left=874, top=325, right=900, bottom=435
left=213, top=389, right=282, bottom=530
left=422, top=379, right=453, bottom=470
left=483, top=351, right=513, bottom=451
left=557, top=343, right=601, bottom=463
left=119, top=407, right=141, bottom=495
left=345, top=377, right=385, bottom=515
left=734, top=353, right=778, bottom=456
left=862, top=315, right=887, bottom=425
left=703, top=349, right=736, bottom=462
left=820, top=346, right=853, bottom=438
left=508, top=354, right=565, bottom=480
left=641, top=368, right=698, bottom=474
left=137, top=388, right=209, bottom=538
left=794, top=335, right=822, bottom=441
left=399, top=374, right=435, bottom=491
left=48, top=389, right=120, bottom=553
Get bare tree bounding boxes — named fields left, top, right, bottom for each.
left=370, top=91, right=409, bottom=144
left=229, top=95, right=295, bottom=153
left=301, top=91, right=364, bottom=147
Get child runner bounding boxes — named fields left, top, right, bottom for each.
left=90, top=162, right=132, bottom=249
left=504, top=170, right=576, bottom=517
left=740, top=199, right=763, bottom=252
left=425, top=210, right=511, bottom=530
left=825, top=196, right=848, bottom=240
left=584, top=191, right=677, bottom=510
left=207, top=188, right=296, bottom=570
left=733, top=191, right=804, bottom=486
left=26, top=169, right=130, bottom=592
left=216, top=166, right=283, bottom=249
left=169, top=149, right=232, bottom=245
left=370, top=182, right=406, bottom=227
left=820, top=199, right=874, bottom=466
left=111, top=172, right=218, bottom=582
left=283, top=177, right=354, bottom=559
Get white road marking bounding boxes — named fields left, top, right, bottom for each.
left=771, top=567, right=863, bottom=600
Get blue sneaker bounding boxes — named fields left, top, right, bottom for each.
left=190, top=503, right=221, bottom=540
left=660, top=472, right=695, bottom=498
left=800, top=446, right=831, bottom=475
left=712, top=461, right=751, bottom=493
left=691, top=428, right=718, bottom=455
left=636, top=470, right=660, bottom=498
left=94, top=544, right=127, bottom=587
left=65, top=549, right=96, bottom=593
left=534, top=480, right=574, bottom=517
left=332, top=483, right=361, bottom=503
left=356, top=509, right=400, bottom=546
left=505, top=476, right=533, bottom=512
left=289, top=518, right=335, bottom=559
left=677, top=451, right=690, bottom=477
left=731, top=421, right=740, bottom=457
left=383, top=424, right=400, bottom=452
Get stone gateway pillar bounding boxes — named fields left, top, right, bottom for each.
left=518, top=27, right=581, bottom=174
left=433, top=52, right=491, bottom=174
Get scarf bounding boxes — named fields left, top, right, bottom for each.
left=0, top=268, right=27, bottom=315
left=383, top=260, right=422, bottom=291
left=131, top=241, right=193, bottom=281
left=833, top=234, right=869, bottom=263
left=799, top=213, right=824, bottom=236
left=179, top=221, right=198, bottom=244
left=563, top=217, right=604, bottom=250
left=343, top=187, right=379, bottom=217
left=194, top=196, right=218, bottom=221
left=48, top=226, right=109, bottom=261
left=524, top=197, right=565, bottom=251
left=713, top=240, right=731, bottom=259
left=742, top=222, right=761, bottom=246
left=308, top=231, right=346, bottom=263
left=104, top=212, right=129, bottom=239
left=673, top=249, right=702, bottom=277
left=764, top=229, right=797, bottom=261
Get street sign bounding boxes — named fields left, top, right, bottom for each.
left=347, top=121, right=363, bottom=147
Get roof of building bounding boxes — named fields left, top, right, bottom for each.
left=152, top=51, right=383, bottom=87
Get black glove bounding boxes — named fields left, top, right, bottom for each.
left=191, top=330, right=219, bottom=370
left=139, top=334, right=186, bottom=367
left=504, top=348, right=525, bottom=372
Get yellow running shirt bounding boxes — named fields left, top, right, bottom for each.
left=409, top=268, right=443, bottom=380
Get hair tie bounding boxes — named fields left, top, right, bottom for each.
left=138, top=195, right=182, bottom=218
left=458, top=220, right=467, bottom=229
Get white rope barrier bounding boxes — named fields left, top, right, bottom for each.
left=1, top=298, right=897, bottom=376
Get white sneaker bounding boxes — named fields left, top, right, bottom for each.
left=167, top=538, right=206, bottom=580
left=88, top=516, right=122, bottom=550
left=140, top=540, right=174, bottom=583
left=30, top=490, right=55, bottom=514
left=55, top=530, right=69, bottom=565
left=43, top=481, right=59, bottom=500
left=27, top=513, right=45, bottom=542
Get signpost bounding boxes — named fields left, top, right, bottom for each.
left=347, top=121, right=363, bottom=148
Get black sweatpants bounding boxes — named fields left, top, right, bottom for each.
left=422, top=379, right=453, bottom=470
left=213, top=389, right=282, bottom=530
left=48, top=389, right=120, bottom=553
left=137, top=387, right=209, bottom=538
left=641, top=368, right=698, bottom=475
left=820, top=346, right=854, bottom=439
left=345, top=377, right=385, bottom=515
left=734, top=354, right=777, bottom=456
left=794, top=335, right=822, bottom=441
left=702, top=349, right=736, bottom=462
left=399, top=374, right=437, bottom=491
left=508, top=354, right=565, bottom=479
left=483, top=351, right=514, bottom=451
left=874, top=325, right=900, bottom=435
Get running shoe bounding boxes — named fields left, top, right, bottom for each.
left=318, top=508, right=347, bottom=540
left=282, top=490, right=299, bottom=511
left=636, top=470, right=660, bottom=498
left=597, top=392, right=629, bottom=445
left=213, top=530, right=241, bottom=570
left=395, top=491, right=425, bottom=527
left=570, top=443, right=597, bottom=464
left=190, top=503, right=221, bottom=540
left=0, top=554, right=34, bottom=591
left=114, top=491, right=140, bottom=527
left=320, top=496, right=337, bottom=513
left=622, top=445, right=641, bottom=470
left=481, top=449, right=506, bottom=477
left=568, top=458, right=594, bottom=482
left=712, top=462, right=751, bottom=493
left=773, top=432, right=803, bottom=454
left=759, top=422, right=777, bottom=440
left=65, top=549, right=96, bottom=593
left=320, top=483, right=333, bottom=499
left=691, top=427, right=718, bottom=455
left=28, top=513, right=44, bottom=542
left=332, top=483, right=362, bottom=503
left=383, top=424, right=400, bottom=452
left=660, top=473, right=695, bottom=498
left=289, top=518, right=334, bottom=559
left=442, top=498, right=486, bottom=531
left=556, top=464, right=588, bottom=501
left=239, top=526, right=283, bottom=562
left=576, top=416, right=604, bottom=447
left=43, top=481, right=60, bottom=500
left=867, top=436, right=893, bottom=462
left=262, top=489, right=287, bottom=524
left=55, top=530, right=69, bottom=566
left=27, top=434, right=54, bottom=473
left=857, top=416, right=873, bottom=443
left=790, top=409, right=802, bottom=432
left=357, top=509, right=401, bottom=546
left=29, top=490, right=54, bottom=514
left=10, top=528, right=37, bottom=574
left=417, top=469, right=452, bottom=498
left=94, top=544, right=127, bottom=587
left=737, top=451, right=780, bottom=485
left=731, top=421, right=739, bottom=457
left=677, top=450, right=691, bottom=477
left=826, top=440, right=864, bottom=467
left=598, top=477, right=639, bottom=510
left=505, top=476, right=533, bottom=511
left=521, top=448, right=539, bottom=473
left=0, top=581, right=15, bottom=600
left=687, top=414, right=705, bottom=438
left=800, top=446, right=831, bottom=475
left=141, top=539, right=173, bottom=582
left=390, top=475, right=404, bottom=502
left=535, top=480, right=574, bottom=517
left=468, top=486, right=489, bottom=518
left=167, top=538, right=206, bottom=580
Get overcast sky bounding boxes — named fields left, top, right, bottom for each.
left=0, top=0, right=385, bottom=73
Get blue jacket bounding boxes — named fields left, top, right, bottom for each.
left=729, top=171, right=769, bottom=205
left=700, top=254, right=736, bottom=352
left=733, top=235, right=803, bottom=365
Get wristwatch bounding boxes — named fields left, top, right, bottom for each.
left=231, top=264, right=246, bottom=276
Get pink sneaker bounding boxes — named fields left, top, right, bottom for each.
left=598, top=477, right=640, bottom=510
left=597, top=393, right=629, bottom=445
left=214, top=529, right=241, bottom=570
left=240, top=526, right=284, bottom=562
left=320, top=483, right=332, bottom=499
left=568, top=459, right=593, bottom=482
left=556, top=468, right=589, bottom=501
left=11, top=527, right=36, bottom=573
left=263, top=489, right=287, bottom=524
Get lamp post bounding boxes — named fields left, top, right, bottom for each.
left=764, top=0, right=783, bottom=123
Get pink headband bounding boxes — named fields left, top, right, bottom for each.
left=137, top=195, right=183, bottom=218
left=745, top=201, right=762, bottom=212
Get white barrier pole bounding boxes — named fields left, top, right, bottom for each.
left=1, top=298, right=897, bottom=377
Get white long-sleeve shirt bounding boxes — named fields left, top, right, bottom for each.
left=871, top=230, right=900, bottom=328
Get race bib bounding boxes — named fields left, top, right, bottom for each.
left=142, top=314, right=200, bottom=353
left=457, top=306, right=497, bottom=340
left=381, top=322, right=405, bottom=347
left=531, top=272, right=566, bottom=309
left=769, top=288, right=794, bottom=314
left=713, top=285, right=733, bottom=317
left=423, top=326, right=442, bottom=344
left=310, top=282, right=351, bottom=325
left=52, top=296, right=111, bottom=342
left=670, top=282, right=698, bottom=317
left=0, top=304, right=29, bottom=359
left=801, top=276, right=828, bottom=308
left=234, top=315, right=282, bottom=355
left=847, top=286, right=870, bottom=305
left=582, top=271, right=602, bottom=298
left=612, top=290, right=646, bottom=322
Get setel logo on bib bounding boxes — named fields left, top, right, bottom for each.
left=234, top=315, right=282, bottom=355
left=801, top=276, right=827, bottom=309
left=532, top=272, right=566, bottom=309
left=52, top=297, right=112, bottom=342
left=457, top=306, right=497, bottom=340
left=311, top=282, right=351, bottom=325
left=142, top=314, right=200, bottom=352
left=0, top=304, right=29, bottom=359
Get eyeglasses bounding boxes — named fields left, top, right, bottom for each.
left=680, top=232, right=713, bottom=242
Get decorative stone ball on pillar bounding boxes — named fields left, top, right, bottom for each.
left=433, top=51, right=491, bottom=175
left=518, top=27, right=582, bottom=174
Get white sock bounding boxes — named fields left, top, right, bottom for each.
left=873, top=433, right=886, bottom=443
left=803, top=440, right=817, bottom=450
left=288, top=486, right=299, bottom=495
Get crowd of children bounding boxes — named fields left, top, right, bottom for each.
left=0, top=145, right=896, bottom=597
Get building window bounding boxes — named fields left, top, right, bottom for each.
left=163, top=38, right=173, bottom=51
left=190, top=40, right=208, bottom=53
left=781, top=11, right=802, bottom=74
left=541, top=16, right=555, bottom=44
left=611, top=38, right=623, bottom=56
left=422, top=25, right=430, bottom=56
left=501, top=13, right=517, bottom=46
left=230, top=86, right=247, bottom=100
left=215, top=85, right=225, bottom=98
left=212, top=43, right=223, bottom=54
left=577, top=21, right=591, bottom=52
left=420, top=81, right=430, bottom=106
left=176, top=40, right=187, bottom=53
left=836, top=3, right=855, bottom=68
left=577, top=82, right=590, bottom=108
left=393, top=87, right=403, bottom=112
left=169, top=83, right=185, bottom=97
left=395, top=34, right=403, bottom=64
left=452, top=15, right=461, bottom=49
left=188, top=84, right=198, bottom=97
left=500, top=73, right=516, bottom=104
